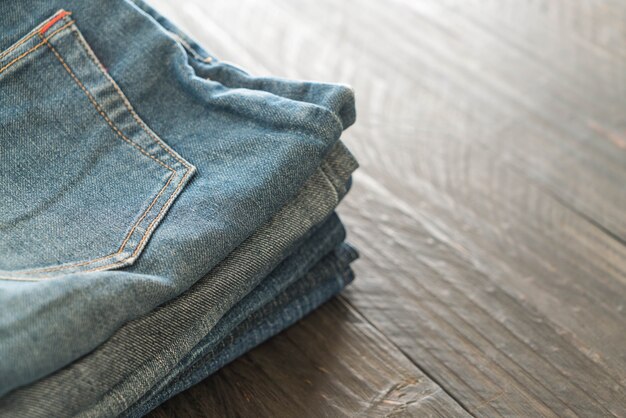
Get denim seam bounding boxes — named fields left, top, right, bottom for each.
left=69, top=27, right=193, bottom=170
left=318, top=161, right=340, bottom=203
left=0, top=32, right=35, bottom=60
left=168, top=31, right=209, bottom=63
left=82, top=166, right=193, bottom=273
left=129, top=0, right=212, bottom=63
left=43, top=34, right=173, bottom=171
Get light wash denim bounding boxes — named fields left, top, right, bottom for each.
left=0, top=155, right=355, bottom=418
left=125, top=243, right=357, bottom=418
left=0, top=0, right=356, bottom=395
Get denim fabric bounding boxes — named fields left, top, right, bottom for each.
left=0, top=152, right=355, bottom=416
left=0, top=0, right=356, bottom=394
left=125, top=244, right=357, bottom=418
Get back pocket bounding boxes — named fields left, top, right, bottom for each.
left=0, top=10, right=196, bottom=280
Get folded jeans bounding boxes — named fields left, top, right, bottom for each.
left=0, top=158, right=355, bottom=417
left=125, top=243, right=357, bottom=418
left=0, top=0, right=355, bottom=394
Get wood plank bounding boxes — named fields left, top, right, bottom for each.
left=148, top=0, right=626, bottom=416
left=342, top=173, right=626, bottom=416
left=149, top=298, right=470, bottom=417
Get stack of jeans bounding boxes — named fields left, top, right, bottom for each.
left=0, top=0, right=358, bottom=416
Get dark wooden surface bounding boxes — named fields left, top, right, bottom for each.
left=148, top=1, right=626, bottom=416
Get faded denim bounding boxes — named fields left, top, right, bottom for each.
left=0, top=0, right=355, bottom=395
left=0, top=166, right=355, bottom=417
left=125, top=243, right=357, bottom=418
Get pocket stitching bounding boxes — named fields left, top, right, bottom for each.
left=0, top=30, right=36, bottom=61
left=0, top=12, right=67, bottom=61
left=81, top=166, right=194, bottom=275
left=0, top=20, right=75, bottom=76
left=1, top=33, right=177, bottom=278
left=44, top=29, right=195, bottom=267
left=0, top=16, right=195, bottom=280
left=70, top=27, right=193, bottom=170
left=41, top=33, right=173, bottom=171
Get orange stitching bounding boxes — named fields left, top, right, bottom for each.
left=70, top=29, right=191, bottom=169
left=0, top=32, right=37, bottom=61
left=39, top=10, right=71, bottom=35
left=0, top=42, right=46, bottom=75
left=132, top=168, right=192, bottom=256
left=78, top=169, right=193, bottom=274
left=0, top=20, right=75, bottom=76
left=41, top=34, right=173, bottom=172
left=38, top=19, right=76, bottom=42
left=41, top=19, right=76, bottom=40
left=116, top=170, right=175, bottom=252
left=0, top=19, right=51, bottom=60
left=14, top=36, right=176, bottom=275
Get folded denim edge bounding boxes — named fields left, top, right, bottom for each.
left=126, top=0, right=357, bottom=132
left=125, top=246, right=356, bottom=417
left=122, top=241, right=357, bottom=417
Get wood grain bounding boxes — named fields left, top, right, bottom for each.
left=149, top=298, right=469, bottom=417
left=148, top=0, right=626, bottom=416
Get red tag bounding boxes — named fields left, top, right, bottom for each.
left=40, top=10, right=71, bottom=35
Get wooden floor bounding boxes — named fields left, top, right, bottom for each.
left=148, top=1, right=626, bottom=416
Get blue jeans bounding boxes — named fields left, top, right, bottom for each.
left=0, top=0, right=356, bottom=395
left=0, top=212, right=356, bottom=417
